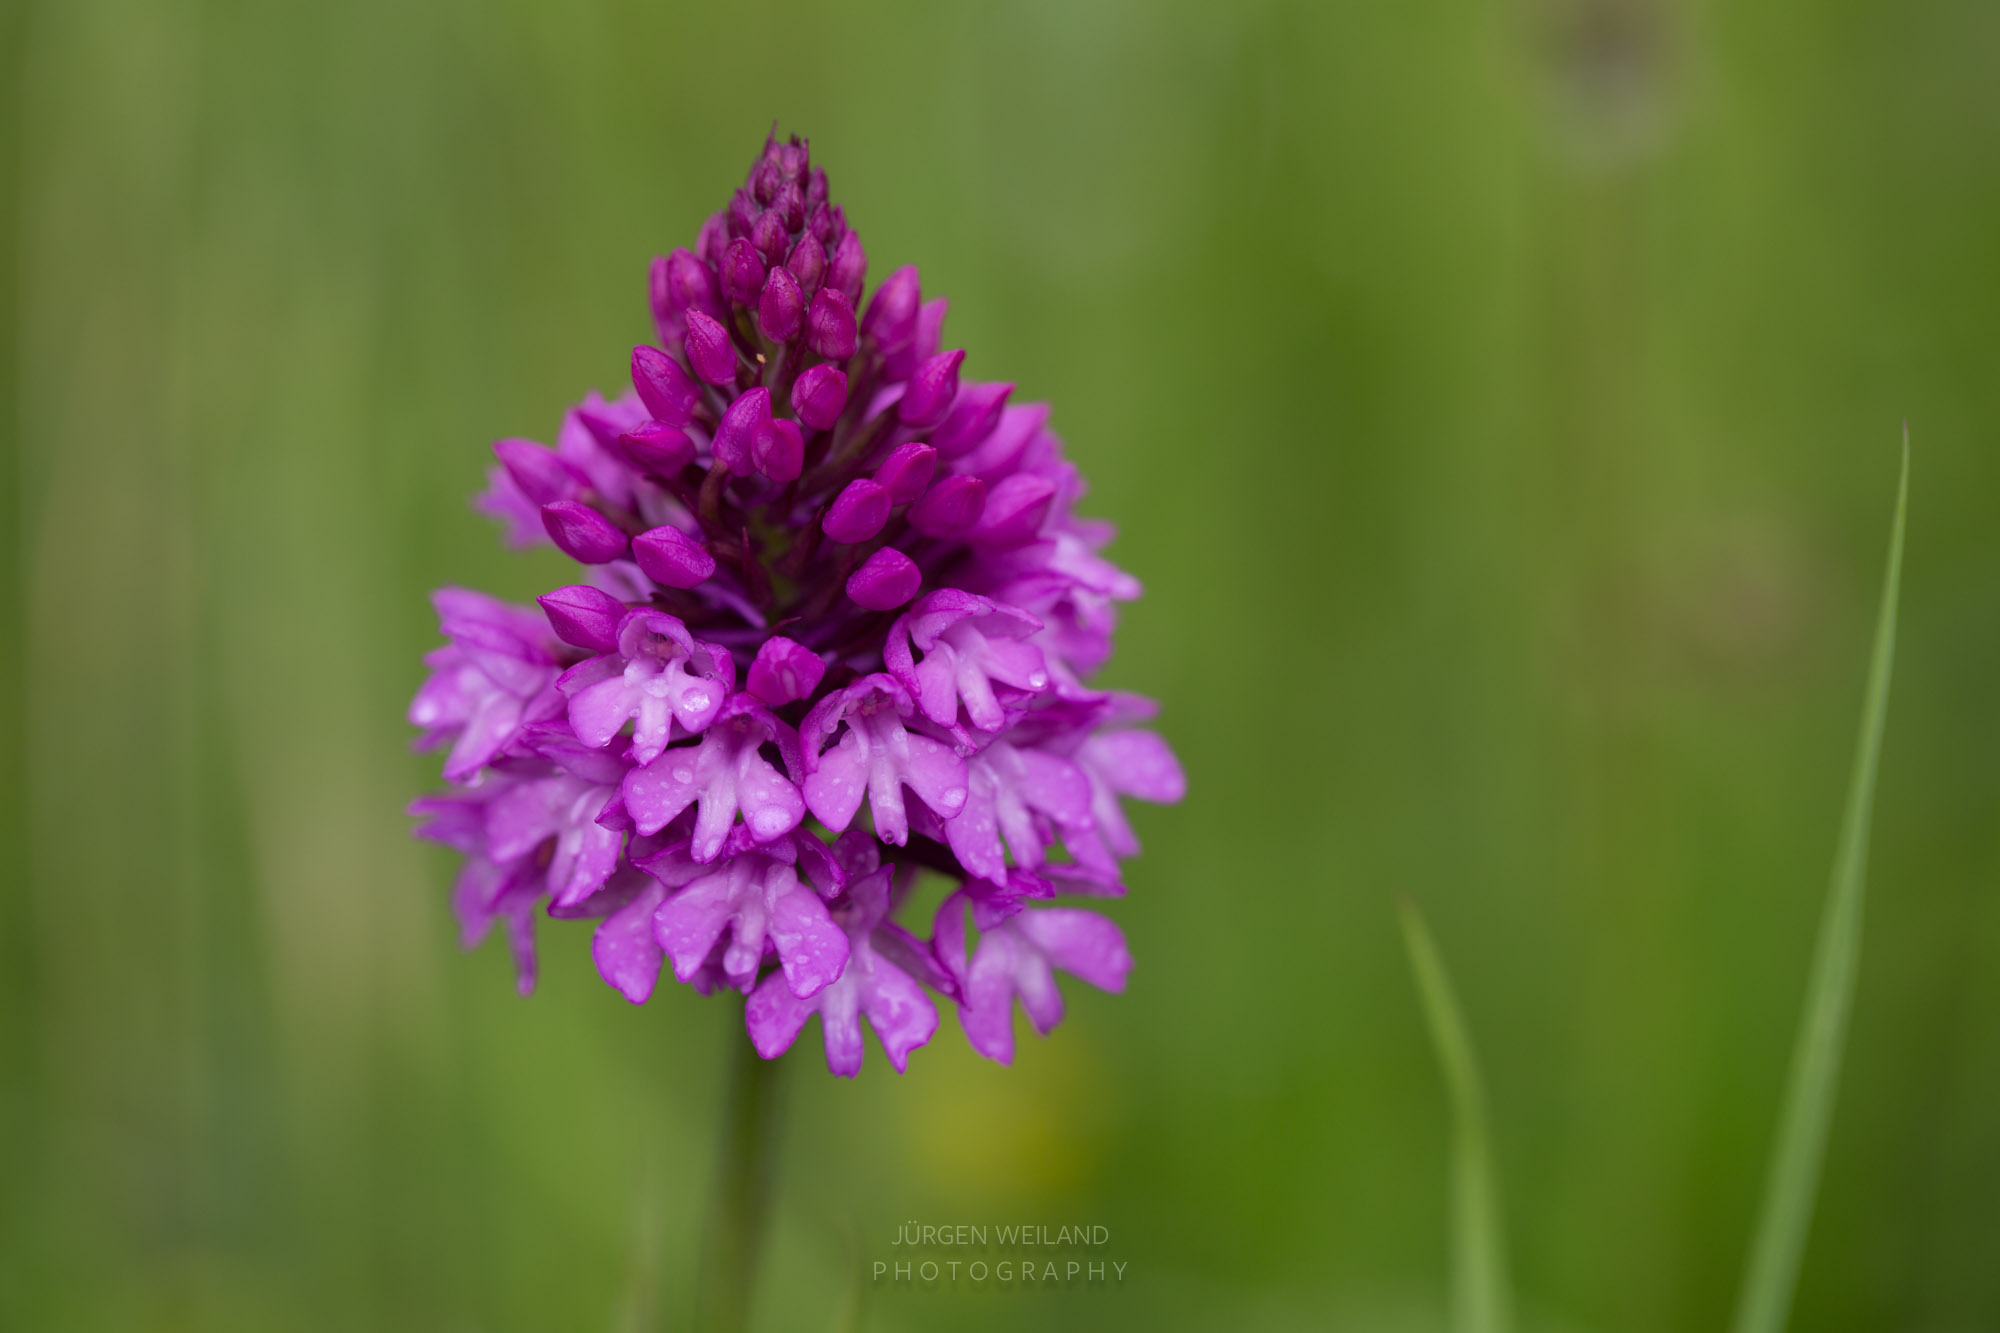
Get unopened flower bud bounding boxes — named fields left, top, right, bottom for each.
left=633, top=525, right=716, bottom=589
left=827, top=230, right=867, bottom=304
left=791, top=364, right=848, bottom=431
left=721, top=238, right=767, bottom=306
left=537, top=584, right=626, bottom=652
left=898, top=349, right=965, bottom=428
left=713, top=387, right=772, bottom=475
left=846, top=547, right=921, bottom=610
left=772, top=181, right=806, bottom=233
left=862, top=264, right=919, bottom=344
left=823, top=479, right=891, bottom=544
left=617, top=422, right=695, bottom=477
left=493, top=437, right=577, bottom=506
left=727, top=189, right=758, bottom=239
left=964, top=473, right=1055, bottom=546
left=872, top=442, right=936, bottom=506
left=787, top=232, right=825, bottom=297
left=757, top=267, right=804, bottom=343
left=807, top=288, right=857, bottom=360
left=541, top=501, right=629, bottom=564
left=907, top=474, right=987, bottom=537
left=631, top=345, right=700, bottom=426
left=754, top=417, right=804, bottom=483
left=751, top=210, right=790, bottom=266
left=931, top=381, right=1012, bottom=456
left=683, top=310, right=737, bottom=386
left=696, top=213, right=728, bottom=267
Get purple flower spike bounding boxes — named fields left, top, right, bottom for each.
left=934, top=897, right=1131, bottom=1065
left=622, top=695, right=806, bottom=860
left=791, top=364, right=848, bottom=431
left=898, top=349, right=966, bottom=428
left=754, top=417, right=804, bottom=483
left=713, top=387, right=772, bottom=477
left=806, top=288, right=857, bottom=360
left=412, top=130, right=1180, bottom=1067
left=828, top=230, right=867, bottom=303
left=846, top=547, right=921, bottom=610
left=721, top=237, right=767, bottom=306
left=618, top=421, right=696, bottom=477
left=907, top=474, right=987, bottom=538
left=874, top=442, right=937, bottom=505
left=541, top=501, right=629, bottom=564
left=538, top=584, right=627, bottom=653
left=747, top=868, right=938, bottom=1075
left=746, top=635, right=826, bottom=707
left=757, top=267, right=804, bottom=343
left=684, top=309, right=738, bottom=386
left=823, top=478, right=891, bottom=544
left=631, top=345, right=700, bottom=426
left=633, top=524, right=717, bottom=589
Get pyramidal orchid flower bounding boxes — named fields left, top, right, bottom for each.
left=410, top=130, right=1182, bottom=1074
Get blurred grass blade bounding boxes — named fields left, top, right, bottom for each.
left=1730, top=436, right=1909, bottom=1333
left=1400, top=900, right=1514, bottom=1333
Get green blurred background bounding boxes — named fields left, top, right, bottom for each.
left=4, top=0, right=1998, bottom=1329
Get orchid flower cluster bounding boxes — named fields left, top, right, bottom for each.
left=408, top=133, right=1184, bottom=1075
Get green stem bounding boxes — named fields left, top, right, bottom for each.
left=696, top=1017, right=786, bottom=1333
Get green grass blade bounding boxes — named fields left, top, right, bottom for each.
left=1400, top=900, right=1514, bottom=1333
left=1729, top=435, right=1909, bottom=1333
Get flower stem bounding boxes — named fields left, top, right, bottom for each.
left=696, top=1016, right=785, bottom=1333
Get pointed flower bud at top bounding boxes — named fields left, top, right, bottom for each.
left=745, top=635, right=826, bottom=707
left=617, top=422, right=695, bottom=477
left=806, top=288, right=857, bottom=360
left=633, top=525, right=716, bottom=589
left=931, top=381, right=1012, bottom=456
left=683, top=310, right=737, bottom=386
left=806, top=165, right=828, bottom=210
left=541, top=500, right=629, bottom=564
left=787, top=232, right=825, bottom=297
left=862, top=264, right=919, bottom=345
left=907, top=474, right=987, bottom=538
left=846, top=547, right=921, bottom=610
left=791, top=364, right=848, bottom=431
left=873, top=442, right=936, bottom=506
left=754, top=417, right=804, bottom=483
left=751, top=210, right=790, bottom=266
left=713, top=387, right=772, bottom=476
left=493, top=438, right=578, bottom=506
left=822, top=478, right=891, bottom=544
left=537, top=584, right=626, bottom=653
left=828, top=230, right=867, bottom=304
left=757, top=266, right=804, bottom=343
left=898, top=349, right=965, bottom=428
left=631, top=345, right=700, bottom=426
left=721, top=238, right=767, bottom=306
